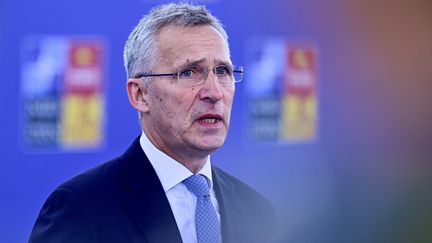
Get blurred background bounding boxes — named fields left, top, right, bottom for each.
left=1, top=0, right=431, bottom=242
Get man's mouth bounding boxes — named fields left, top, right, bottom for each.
left=196, top=114, right=223, bottom=125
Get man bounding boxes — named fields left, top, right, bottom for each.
left=29, top=3, right=276, bottom=243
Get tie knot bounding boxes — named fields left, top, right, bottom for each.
left=183, top=174, right=210, bottom=197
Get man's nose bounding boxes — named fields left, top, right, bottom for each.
left=199, top=71, right=223, bottom=103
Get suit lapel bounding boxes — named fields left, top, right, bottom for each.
left=119, top=137, right=183, bottom=243
left=212, top=167, right=243, bottom=243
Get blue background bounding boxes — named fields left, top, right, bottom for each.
left=1, top=0, right=432, bottom=242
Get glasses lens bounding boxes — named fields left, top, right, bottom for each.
left=176, top=65, right=243, bottom=86
left=233, top=66, right=244, bottom=82
left=178, top=67, right=201, bottom=80
left=177, top=66, right=204, bottom=87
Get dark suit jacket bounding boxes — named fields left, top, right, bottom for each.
left=29, top=137, right=276, bottom=243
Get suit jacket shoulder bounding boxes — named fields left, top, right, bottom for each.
left=29, top=137, right=182, bottom=243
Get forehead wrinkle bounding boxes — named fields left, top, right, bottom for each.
left=157, top=25, right=231, bottom=71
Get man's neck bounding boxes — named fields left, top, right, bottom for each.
left=141, top=130, right=210, bottom=174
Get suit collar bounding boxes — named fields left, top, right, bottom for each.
left=139, top=131, right=215, bottom=192
left=119, top=136, right=183, bottom=243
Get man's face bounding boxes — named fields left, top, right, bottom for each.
left=142, top=25, right=235, bottom=162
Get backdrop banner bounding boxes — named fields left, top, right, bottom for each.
left=245, top=38, right=318, bottom=143
left=20, top=36, right=106, bottom=151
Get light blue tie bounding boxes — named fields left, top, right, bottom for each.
left=183, top=174, right=222, bottom=243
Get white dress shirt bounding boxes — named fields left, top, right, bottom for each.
left=139, top=132, right=220, bottom=243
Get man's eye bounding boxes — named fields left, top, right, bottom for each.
left=215, top=66, right=231, bottom=76
left=178, top=68, right=196, bottom=79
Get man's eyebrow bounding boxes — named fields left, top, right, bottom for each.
left=177, top=58, right=232, bottom=69
left=178, top=58, right=206, bottom=68
left=214, top=59, right=232, bottom=66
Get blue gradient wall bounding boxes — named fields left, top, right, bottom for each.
left=1, top=0, right=431, bottom=242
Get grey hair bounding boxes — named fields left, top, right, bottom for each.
left=123, top=3, right=229, bottom=79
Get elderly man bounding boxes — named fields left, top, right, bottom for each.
left=29, top=3, right=275, bottom=243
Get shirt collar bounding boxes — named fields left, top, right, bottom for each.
left=139, top=131, right=214, bottom=192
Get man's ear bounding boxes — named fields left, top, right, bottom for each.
left=126, top=78, right=150, bottom=113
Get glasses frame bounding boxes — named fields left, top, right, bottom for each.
left=134, top=65, right=244, bottom=84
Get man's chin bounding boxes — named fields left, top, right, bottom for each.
left=195, top=143, right=222, bottom=153
left=191, top=139, right=225, bottom=154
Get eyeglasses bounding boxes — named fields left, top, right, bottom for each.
left=135, top=64, right=244, bottom=87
